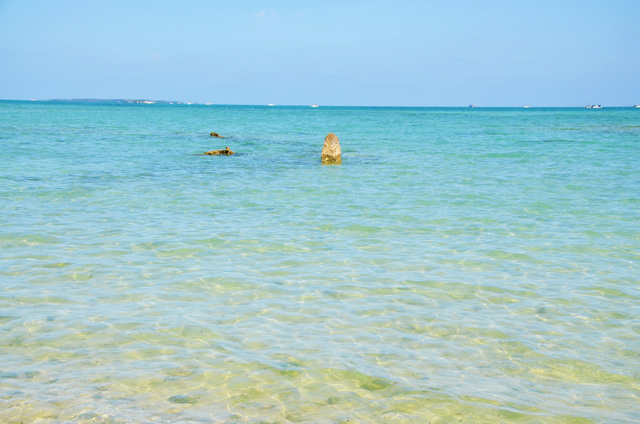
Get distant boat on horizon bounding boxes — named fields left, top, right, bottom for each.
left=469, top=104, right=476, bottom=108
left=311, top=104, right=319, bottom=108
left=523, top=105, right=531, bottom=108
left=634, top=104, right=640, bottom=108
left=268, top=104, right=275, bottom=106
left=585, top=104, right=602, bottom=109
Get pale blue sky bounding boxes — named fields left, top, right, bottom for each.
left=1, top=0, right=638, bottom=106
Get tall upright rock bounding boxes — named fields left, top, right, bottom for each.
left=321, top=133, right=341, bottom=164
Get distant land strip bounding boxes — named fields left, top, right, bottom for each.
left=42, top=98, right=195, bottom=105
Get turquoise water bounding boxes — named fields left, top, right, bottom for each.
left=1, top=101, right=639, bottom=423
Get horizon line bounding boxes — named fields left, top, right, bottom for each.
left=1, top=98, right=639, bottom=108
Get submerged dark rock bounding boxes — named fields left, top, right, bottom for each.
left=204, top=147, right=234, bottom=155
left=168, top=395, right=198, bottom=404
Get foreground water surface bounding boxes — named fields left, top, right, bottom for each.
left=1, top=101, right=639, bottom=423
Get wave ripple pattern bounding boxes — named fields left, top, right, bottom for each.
left=1, top=102, right=639, bottom=423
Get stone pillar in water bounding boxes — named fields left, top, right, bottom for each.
left=321, top=133, right=341, bottom=164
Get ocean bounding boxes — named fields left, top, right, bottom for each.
left=1, top=101, right=638, bottom=423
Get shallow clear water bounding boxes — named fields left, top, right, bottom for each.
left=1, top=101, right=639, bottom=423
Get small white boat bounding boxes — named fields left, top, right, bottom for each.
left=634, top=104, right=640, bottom=108
left=268, top=104, right=275, bottom=106
left=586, top=104, right=602, bottom=109
left=469, top=104, right=476, bottom=108
left=311, top=104, right=319, bottom=108
left=523, top=105, right=531, bottom=108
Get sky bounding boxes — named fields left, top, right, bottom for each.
left=0, top=0, right=639, bottom=106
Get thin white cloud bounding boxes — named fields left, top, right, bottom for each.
left=254, top=10, right=279, bottom=21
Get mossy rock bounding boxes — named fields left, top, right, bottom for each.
left=204, top=147, right=234, bottom=155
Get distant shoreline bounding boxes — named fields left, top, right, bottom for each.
left=34, top=98, right=190, bottom=105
